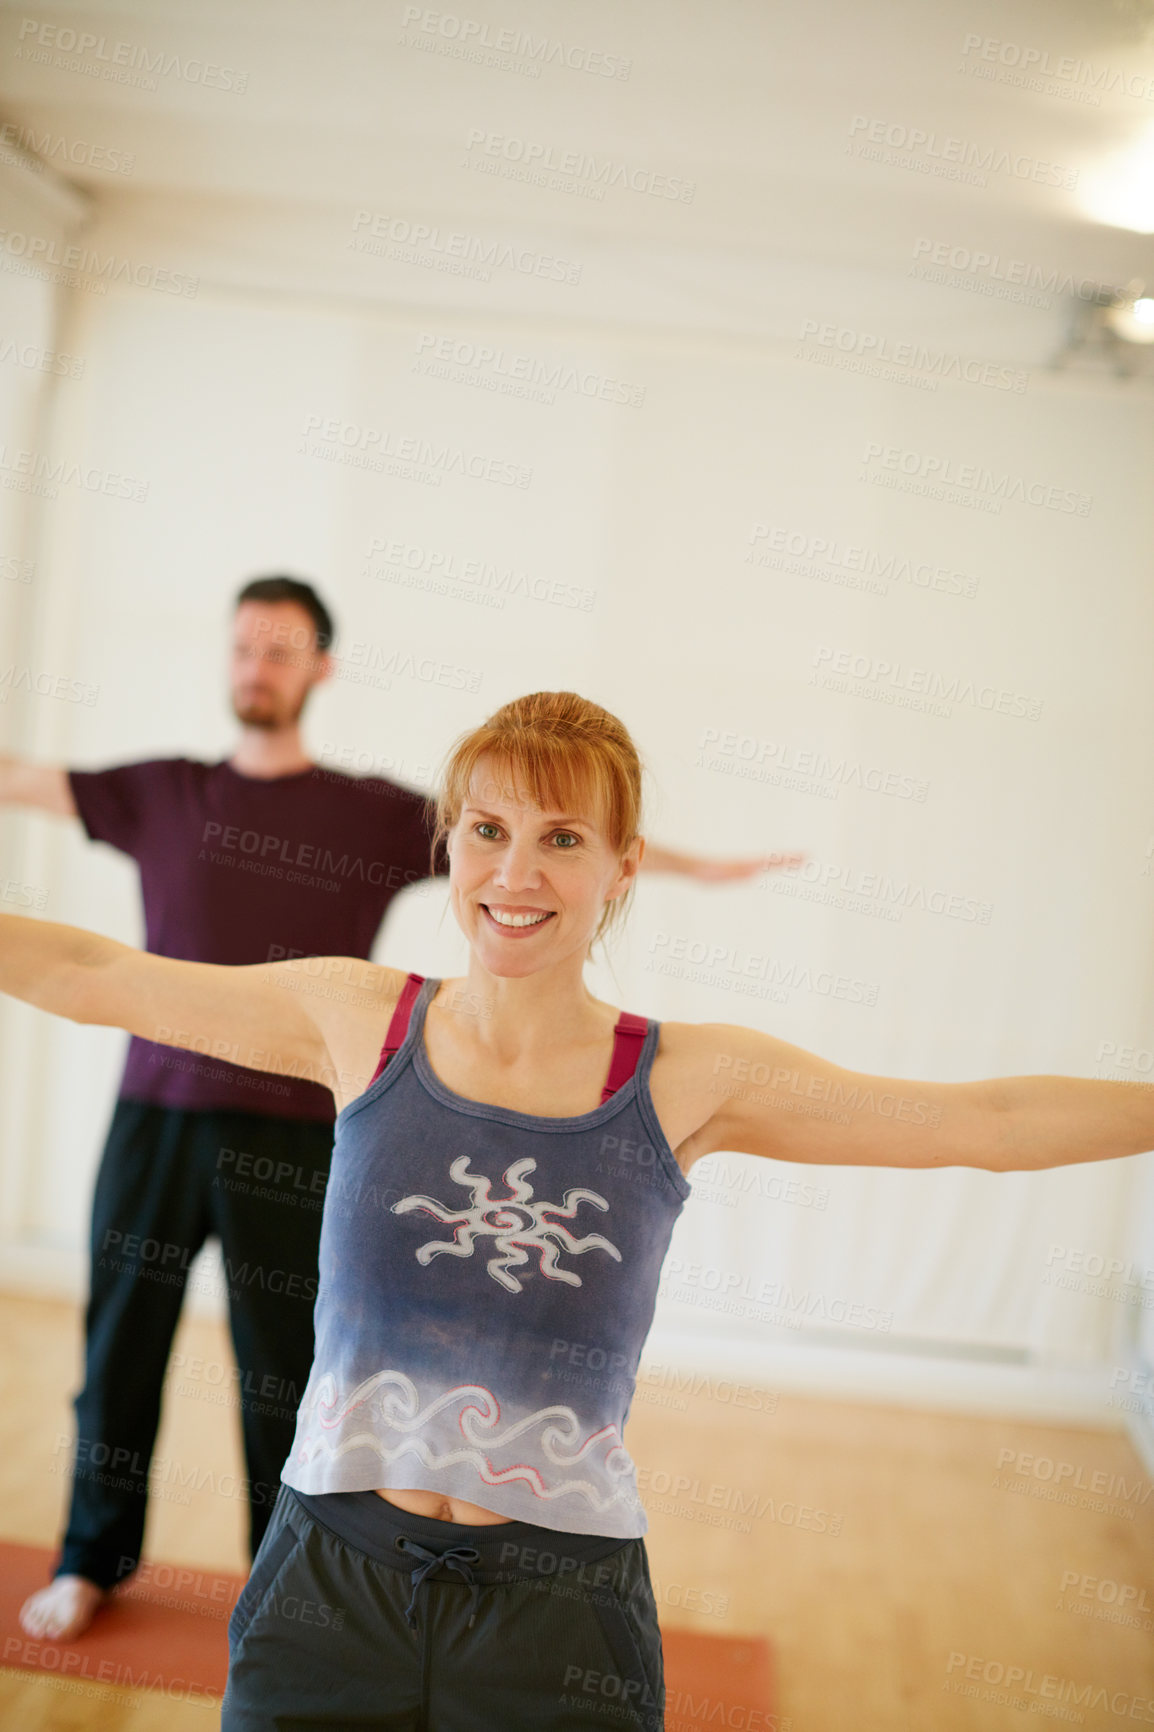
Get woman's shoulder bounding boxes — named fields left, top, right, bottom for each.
left=648, top=1016, right=795, bottom=1107
left=651, top=1016, right=757, bottom=1059
left=647, top=1017, right=762, bottom=1100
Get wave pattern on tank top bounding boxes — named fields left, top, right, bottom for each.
left=281, top=976, right=691, bottom=1537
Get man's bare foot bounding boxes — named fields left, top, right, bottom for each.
left=20, top=1575, right=107, bottom=1640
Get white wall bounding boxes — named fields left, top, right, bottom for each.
left=2, top=188, right=1153, bottom=1424
left=0, top=147, right=88, bottom=1274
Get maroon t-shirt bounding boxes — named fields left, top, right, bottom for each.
left=68, top=758, right=444, bottom=1122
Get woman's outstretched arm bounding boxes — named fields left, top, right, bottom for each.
left=0, top=912, right=403, bottom=1109
left=662, top=1022, right=1154, bottom=1173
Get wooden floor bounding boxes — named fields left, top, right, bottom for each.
left=2, top=1292, right=1153, bottom=1730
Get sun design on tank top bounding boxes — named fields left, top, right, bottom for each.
left=392, top=1156, right=622, bottom=1293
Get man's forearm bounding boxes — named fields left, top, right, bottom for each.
left=996, top=1074, right=1154, bottom=1171
left=0, top=757, right=78, bottom=817
left=640, top=841, right=804, bottom=879
left=0, top=911, right=121, bottom=1022
left=639, top=843, right=689, bottom=874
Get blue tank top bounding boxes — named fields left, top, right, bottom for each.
left=281, top=976, right=691, bottom=1537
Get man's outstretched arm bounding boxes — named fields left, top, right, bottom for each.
left=640, top=842, right=806, bottom=882
left=0, top=756, right=77, bottom=819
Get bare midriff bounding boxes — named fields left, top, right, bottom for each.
left=374, top=1487, right=513, bottom=1524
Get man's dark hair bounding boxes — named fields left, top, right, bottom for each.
left=235, top=576, right=336, bottom=651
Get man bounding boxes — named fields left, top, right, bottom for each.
left=3, top=575, right=800, bottom=1639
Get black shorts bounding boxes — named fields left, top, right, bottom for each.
left=220, top=1482, right=665, bottom=1731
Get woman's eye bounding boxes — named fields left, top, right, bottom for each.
left=552, top=832, right=580, bottom=849
left=476, top=822, right=501, bottom=840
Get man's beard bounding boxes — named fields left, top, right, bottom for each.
left=231, top=689, right=305, bottom=729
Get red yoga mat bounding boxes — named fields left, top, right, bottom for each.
left=0, top=1542, right=777, bottom=1726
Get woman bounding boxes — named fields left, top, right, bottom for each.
left=2, top=690, right=1150, bottom=1731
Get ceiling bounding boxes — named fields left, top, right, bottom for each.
left=1, top=0, right=1153, bottom=335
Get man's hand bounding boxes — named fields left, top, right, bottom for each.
left=641, top=843, right=807, bottom=881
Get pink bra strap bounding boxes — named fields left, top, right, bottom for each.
left=600, top=1011, right=648, bottom=1103
left=368, top=973, right=426, bottom=1087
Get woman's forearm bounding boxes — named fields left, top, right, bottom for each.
left=0, top=911, right=125, bottom=1023
left=996, top=1073, right=1154, bottom=1171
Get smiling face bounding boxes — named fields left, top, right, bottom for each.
left=448, top=754, right=641, bottom=978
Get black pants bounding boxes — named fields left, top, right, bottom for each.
left=221, top=1484, right=665, bottom=1731
left=57, top=1099, right=333, bottom=1590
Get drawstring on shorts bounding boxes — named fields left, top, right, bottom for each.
left=395, top=1535, right=483, bottom=1629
